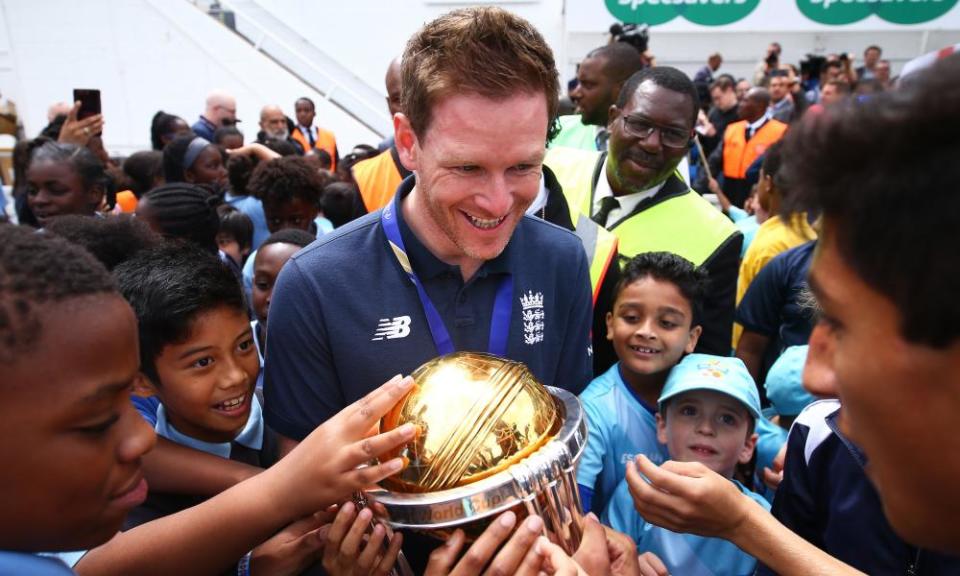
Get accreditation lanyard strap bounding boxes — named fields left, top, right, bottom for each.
left=380, top=194, right=513, bottom=356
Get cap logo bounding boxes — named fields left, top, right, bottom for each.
left=695, top=358, right=728, bottom=379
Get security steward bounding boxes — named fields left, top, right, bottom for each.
left=546, top=66, right=742, bottom=357
left=720, top=87, right=787, bottom=208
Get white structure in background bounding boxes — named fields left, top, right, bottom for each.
left=0, top=0, right=382, bottom=155
left=0, top=0, right=958, bottom=156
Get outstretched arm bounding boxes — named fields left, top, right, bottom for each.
left=625, top=455, right=865, bottom=576
left=77, top=376, right=417, bottom=576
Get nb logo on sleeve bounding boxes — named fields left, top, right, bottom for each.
left=372, top=316, right=412, bottom=341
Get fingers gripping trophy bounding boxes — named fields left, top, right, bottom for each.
left=358, top=352, right=588, bottom=575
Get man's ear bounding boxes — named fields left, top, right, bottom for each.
left=394, top=113, right=419, bottom=172
left=739, top=432, right=759, bottom=465
left=605, top=311, right=615, bottom=342
left=133, top=372, right=159, bottom=398
left=607, top=105, right=621, bottom=129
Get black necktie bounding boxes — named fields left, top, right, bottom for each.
left=307, top=127, right=315, bottom=147
left=592, top=196, right=620, bottom=226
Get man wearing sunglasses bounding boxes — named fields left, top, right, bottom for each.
left=547, top=66, right=741, bottom=356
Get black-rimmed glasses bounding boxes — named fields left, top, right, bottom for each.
left=618, top=114, right=691, bottom=148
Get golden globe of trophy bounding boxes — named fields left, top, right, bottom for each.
left=363, top=351, right=588, bottom=565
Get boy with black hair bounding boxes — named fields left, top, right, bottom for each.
left=606, top=354, right=768, bottom=575
left=0, top=224, right=417, bottom=575
left=579, top=251, right=786, bottom=515
left=250, top=228, right=315, bottom=388
left=216, top=204, right=254, bottom=267
left=247, top=155, right=324, bottom=235
left=114, top=242, right=275, bottom=527
left=241, top=155, right=333, bottom=296
left=577, top=252, right=707, bottom=514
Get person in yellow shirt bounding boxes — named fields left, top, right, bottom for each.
left=733, top=141, right=815, bottom=347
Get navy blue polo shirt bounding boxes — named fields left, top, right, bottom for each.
left=759, top=400, right=960, bottom=575
left=263, top=176, right=593, bottom=441
left=736, top=240, right=817, bottom=352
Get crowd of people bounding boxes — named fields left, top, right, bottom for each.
left=2, top=5, right=960, bottom=576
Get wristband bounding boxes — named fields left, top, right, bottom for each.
left=237, top=551, right=252, bottom=576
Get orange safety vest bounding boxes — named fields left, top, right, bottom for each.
left=352, top=148, right=404, bottom=212
left=115, top=190, right=138, bottom=213
left=722, top=119, right=787, bottom=179
left=291, top=126, right=338, bottom=171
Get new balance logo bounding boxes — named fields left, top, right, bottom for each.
left=371, top=316, right=412, bottom=341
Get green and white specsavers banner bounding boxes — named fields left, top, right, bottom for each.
left=567, top=0, right=960, bottom=31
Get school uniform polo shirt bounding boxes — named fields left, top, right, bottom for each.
left=736, top=240, right=817, bottom=351
left=0, top=552, right=74, bottom=575
left=263, top=176, right=594, bottom=441
left=576, top=363, right=668, bottom=516
left=605, top=476, right=769, bottom=576
left=155, top=395, right=266, bottom=459
left=576, top=365, right=787, bottom=514
left=758, top=400, right=960, bottom=575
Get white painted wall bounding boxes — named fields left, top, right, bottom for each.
left=0, top=0, right=379, bottom=156
left=253, top=0, right=567, bottom=103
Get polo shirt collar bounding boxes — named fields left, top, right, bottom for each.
left=155, top=393, right=264, bottom=459
left=393, top=176, right=517, bottom=280
left=615, top=363, right=658, bottom=416
left=748, top=112, right=771, bottom=133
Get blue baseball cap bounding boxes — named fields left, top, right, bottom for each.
left=764, top=346, right=816, bottom=417
left=658, top=354, right=761, bottom=419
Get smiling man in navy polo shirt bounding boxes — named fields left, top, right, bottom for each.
left=263, top=8, right=592, bottom=464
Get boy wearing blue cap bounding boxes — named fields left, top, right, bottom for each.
left=764, top=345, right=815, bottom=430
left=604, top=354, right=770, bottom=576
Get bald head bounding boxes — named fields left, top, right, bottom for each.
left=47, top=101, right=72, bottom=123
left=204, top=90, right=237, bottom=127
left=385, top=57, right=402, bottom=117
left=586, top=43, right=644, bottom=85
left=259, top=105, right=288, bottom=140
left=738, top=87, right=770, bottom=122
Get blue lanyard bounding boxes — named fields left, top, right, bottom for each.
left=380, top=193, right=513, bottom=356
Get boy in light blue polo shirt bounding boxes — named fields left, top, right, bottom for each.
left=577, top=252, right=708, bottom=515
left=115, top=243, right=278, bottom=527
left=604, top=354, right=769, bottom=576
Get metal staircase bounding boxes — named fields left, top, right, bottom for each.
left=190, top=0, right=390, bottom=138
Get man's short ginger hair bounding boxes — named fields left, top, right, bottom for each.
left=401, top=7, right=560, bottom=141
